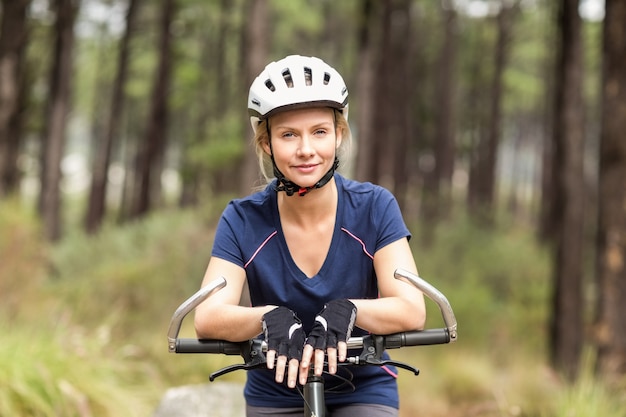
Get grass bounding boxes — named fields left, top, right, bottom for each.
left=0, top=321, right=158, bottom=417
left=1, top=198, right=625, bottom=417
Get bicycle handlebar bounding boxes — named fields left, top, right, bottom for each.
left=393, top=268, right=457, bottom=341
left=173, top=328, right=452, bottom=355
left=168, top=269, right=456, bottom=359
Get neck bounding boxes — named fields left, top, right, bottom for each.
left=277, top=178, right=338, bottom=225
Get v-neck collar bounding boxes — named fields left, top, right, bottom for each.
left=271, top=174, right=343, bottom=281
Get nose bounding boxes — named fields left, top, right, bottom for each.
left=297, top=134, right=315, bottom=157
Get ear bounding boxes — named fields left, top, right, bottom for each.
left=335, top=127, right=343, bottom=149
left=262, top=139, right=272, bottom=156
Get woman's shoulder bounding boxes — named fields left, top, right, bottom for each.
left=336, top=174, right=394, bottom=201
left=222, top=183, right=275, bottom=219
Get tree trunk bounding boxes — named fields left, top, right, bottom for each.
left=354, top=0, right=377, bottom=184
left=371, top=0, right=394, bottom=190
left=433, top=4, right=458, bottom=218
left=594, top=0, right=626, bottom=384
left=466, top=24, right=489, bottom=216
left=212, top=0, right=240, bottom=196
left=85, top=0, right=138, bottom=233
left=239, top=0, right=269, bottom=195
left=0, top=0, right=30, bottom=196
left=130, top=0, right=175, bottom=218
left=180, top=7, right=213, bottom=207
left=38, top=0, right=78, bottom=241
left=389, top=0, right=412, bottom=211
left=549, top=0, right=585, bottom=380
left=468, top=3, right=517, bottom=222
left=421, top=2, right=458, bottom=229
left=538, top=2, right=558, bottom=242
left=370, top=0, right=412, bottom=206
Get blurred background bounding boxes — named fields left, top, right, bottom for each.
left=1, top=0, right=625, bottom=416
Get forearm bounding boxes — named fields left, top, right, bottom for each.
left=194, top=304, right=275, bottom=342
left=351, top=297, right=425, bottom=335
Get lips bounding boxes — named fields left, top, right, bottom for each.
left=293, top=163, right=319, bottom=173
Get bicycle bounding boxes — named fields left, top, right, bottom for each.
left=167, top=268, right=458, bottom=417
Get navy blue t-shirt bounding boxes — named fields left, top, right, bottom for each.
left=211, top=174, right=411, bottom=409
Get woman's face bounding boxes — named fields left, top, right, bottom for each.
left=264, top=107, right=342, bottom=189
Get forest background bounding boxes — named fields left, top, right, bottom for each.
left=0, top=0, right=625, bottom=416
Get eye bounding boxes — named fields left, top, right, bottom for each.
left=313, top=128, right=328, bottom=136
left=280, top=131, right=296, bottom=139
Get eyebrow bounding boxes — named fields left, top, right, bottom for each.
left=273, top=120, right=334, bottom=130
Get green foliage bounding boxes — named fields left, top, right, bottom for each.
left=48, top=208, right=214, bottom=338
left=269, top=0, right=325, bottom=50
left=0, top=321, right=158, bottom=417
left=504, top=4, right=553, bottom=115
left=2, top=201, right=624, bottom=416
left=186, top=114, right=245, bottom=171
left=398, top=215, right=626, bottom=417
left=541, top=351, right=626, bottom=417
left=411, top=215, right=551, bottom=354
left=0, top=199, right=46, bottom=321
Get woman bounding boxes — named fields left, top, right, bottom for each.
left=194, top=55, right=426, bottom=417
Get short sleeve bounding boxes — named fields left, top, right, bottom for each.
left=372, top=187, right=411, bottom=251
left=211, top=203, right=245, bottom=268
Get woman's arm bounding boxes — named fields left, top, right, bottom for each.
left=351, top=237, right=426, bottom=334
left=194, top=257, right=274, bottom=342
left=300, top=237, right=426, bottom=384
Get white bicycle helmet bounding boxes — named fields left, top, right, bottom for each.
left=248, top=55, right=349, bottom=131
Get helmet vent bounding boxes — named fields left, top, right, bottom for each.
left=265, top=80, right=275, bottom=92
left=282, top=69, right=294, bottom=88
left=304, top=67, right=312, bottom=86
left=323, top=72, right=331, bottom=85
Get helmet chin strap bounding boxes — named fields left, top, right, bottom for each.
left=272, top=156, right=339, bottom=197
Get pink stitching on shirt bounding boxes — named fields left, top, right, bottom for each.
left=341, top=227, right=374, bottom=260
left=381, top=365, right=398, bottom=378
left=244, top=230, right=278, bottom=268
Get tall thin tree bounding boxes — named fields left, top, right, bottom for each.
left=549, top=0, right=585, bottom=380
left=85, top=0, right=138, bottom=233
left=594, top=0, right=626, bottom=383
left=130, top=0, right=175, bottom=218
left=467, top=2, right=518, bottom=221
left=239, top=0, right=269, bottom=195
left=0, top=0, right=30, bottom=196
left=353, top=0, right=377, bottom=184
left=433, top=2, right=458, bottom=218
left=421, top=1, right=458, bottom=230
left=38, top=0, right=78, bottom=240
left=370, top=0, right=395, bottom=190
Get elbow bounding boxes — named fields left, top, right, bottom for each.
left=404, top=300, right=426, bottom=331
left=389, top=301, right=426, bottom=333
left=414, top=308, right=426, bottom=331
left=194, top=307, right=220, bottom=339
left=194, top=314, right=209, bottom=339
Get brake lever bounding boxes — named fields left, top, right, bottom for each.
left=356, top=334, right=420, bottom=375
left=208, top=339, right=267, bottom=381
left=363, top=357, right=420, bottom=375
left=209, top=360, right=267, bottom=381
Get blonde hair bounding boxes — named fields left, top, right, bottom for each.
left=253, top=108, right=351, bottom=185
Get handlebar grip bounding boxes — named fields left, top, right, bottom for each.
left=383, top=329, right=451, bottom=349
left=175, top=338, right=244, bottom=355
